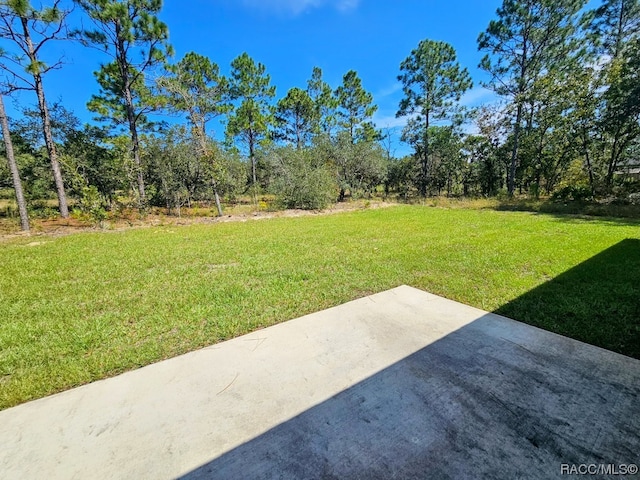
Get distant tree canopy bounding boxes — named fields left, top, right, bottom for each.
left=1, top=0, right=639, bottom=222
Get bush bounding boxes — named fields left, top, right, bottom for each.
left=268, top=147, right=337, bottom=210
left=629, top=192, right=640, bottom=205
left=551, top=185, right=593, bottom=202
left=78, top=185, right=107, bottom=224
left=28, top=199, right=59, bottom=219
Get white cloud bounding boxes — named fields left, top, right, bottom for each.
left=240, top=0, right=359, bottom=15
left=372, top=112, right=409, bottom=130
left=459, top=86, right=497, bottom=107
left=375, top=82, right=402, bottom=99
left=335, top=0, right=359, bottom=11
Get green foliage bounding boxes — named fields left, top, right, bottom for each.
left=143, top=127, right=244, bottom=211
left=397, top=39, right=472, bottom=196
left=2, top=0, right=640, bottom=210
left=0, top=0, right=70, bottom=84
left=268, top=147, right=336, bottom=210
left=478, top=0, right=587, bottom=195
left=599, top=39, right=640, bottom=179
left=429, top=126, right=464, bottom=196
left=307, top=66, right=337, bottom=136
left=86, top=61, right=156, bottom=130
left=590, top=0, right=640, bottom=58
left=61, top=125, right=125, bottom=203
left=0, top=0, right=72, bottom=217
left=214, top=148, right=246, bottom=202
left=76, top=0, right=173, bottom=202
left=386, top=156, right=417, bottom=199
left=157, top=52, right=231, bottom=135
left=75, top=0, right=171, bottom=60
left=274, top=87, right=315, bottom=149
left=26, top=199, right=58, bottom=218
left=8, top=105, right=125, bottom=203
left=14, top=103, right=80, bottom=147
left=478, top=0, right=586, bottom=98
left=397, top=39, right=472, bottom=123
left=0, top=140, right=54, bottom=201
left=335, top=70, right=378, bottom=143
left=462, top=134, right=502, bottom=196
left=316, top=132, right=387, bottom=200
left=156, top=51, right=234, bottom=214
left=76, top=185, right=107, bottom=224
left=226, top=52, right=276, bottom=185
left=551, top=184, right=593, bottom=202
left=144, top=127, right=204, bottom=212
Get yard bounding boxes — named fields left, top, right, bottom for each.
left=1, top=205, right=639, bottom=409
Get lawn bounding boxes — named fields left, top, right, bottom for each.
left=1, top=205, right=639, bottom=409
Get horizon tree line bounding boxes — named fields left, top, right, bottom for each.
left=1, top=0, right=639, bottom=230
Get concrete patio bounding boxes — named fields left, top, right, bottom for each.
left=1, top=285, right=638, bottom=479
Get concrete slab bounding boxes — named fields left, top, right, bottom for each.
left=0, top=285, right=638, bottom=479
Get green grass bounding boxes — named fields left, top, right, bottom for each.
left=1, top=205, right=639, bottom=409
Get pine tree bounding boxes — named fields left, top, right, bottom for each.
left=307, top=67, right=337, bottom=137
left=335, top=70, right=378, bottom=144
left=225, top=52, right=275, bottom=187
left=76, top=0, right=172, bottom=205
left=274, top=87, right=315, bottom=149
left=0, top=0, right=72, bottom=217
left=397, top=39, right=472, bottom=197
left=0, top=94, right=29, bottom=230
left=157, top=52, right=231, bottom=215
left=478, top=0, right=586, bottom=195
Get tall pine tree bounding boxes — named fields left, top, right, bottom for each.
left=0, top=0, right=71, bottom=217
left=397, top=39, right=472, bottom=197
left=76, top=0, right=172, bottom=204
left=335, top=70, right=378, bottom=144
left=225, top=52, right=275, bottom=187
left=478, top=0, right=586, bottom=195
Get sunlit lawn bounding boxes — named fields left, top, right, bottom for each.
left=1, top=205, right=639, bottom=409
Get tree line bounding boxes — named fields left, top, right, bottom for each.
left=1, top=0, right=639, bottom=231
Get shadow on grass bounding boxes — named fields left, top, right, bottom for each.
left=166, top=244, right=640, bottom=478
left=169, top=243, right=640, bottom=478
left=495, top=238, right=640, bottom=359
left=493, top=200, right=640, bottom=225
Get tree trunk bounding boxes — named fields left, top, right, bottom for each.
left=21, top=17, right=68, bottom=218
left=420, top=111, right=430, bottom=197
left=0, top=95, right=30, bottom=231
left=115, top=24, right=145, bottom=205
left=203, top=140, right=224, bottom=217
left=582, top=130, right=596, bottom=198
left=249, top=131, right=257, bottom=186
left=605, top=136, right=620, bottom=192
left=508, top=103, right=523, bottom=196
left=212, top=184, right=223, bottom=217
left=123, top=75, right=145, bottom=204
left=296, top=112, right=302, bottom=150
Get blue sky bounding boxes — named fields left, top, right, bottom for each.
left=5, top=0, right=517, bottom=155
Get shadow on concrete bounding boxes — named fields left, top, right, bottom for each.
left=178, top=313, right=640, bottom=480
left=495, top=239, right=640, bottom=360
left=176, top=243, right=640, bottom=478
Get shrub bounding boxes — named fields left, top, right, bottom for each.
left=268, top=147, right=337, bottom=210
left=78, top=185, right=107, bottom=224
left=551, top=185, right=593, bottom=202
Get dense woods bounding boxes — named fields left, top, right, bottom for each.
left=1, top=0, right=639, bottom=230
